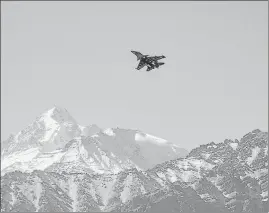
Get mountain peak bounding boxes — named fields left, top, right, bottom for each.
left=1, top=106, right=82, bottom=159
left=37, top=106, right=77, bottom=125
left=252, top=129, right=262, bottom=134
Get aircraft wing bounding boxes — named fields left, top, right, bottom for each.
left=147, top=55, right=166, bottom=62
left=146, top=66, right=155, bottom=72
left=136, top=60, right=147, bottom=70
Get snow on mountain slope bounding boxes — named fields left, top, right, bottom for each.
left=1, top=130, right=268, bottom=212
left=92, top=128, right=188, bottom=171
left=135, top=132, right=168, bottom=144
left=45, top=128, right=188, bottom=175
left=114, top=132, right=268, bottom=213
left=1, top=148, right=40, bottom=171
left=2, top=106, right=80, bottom=154
left=1, top=106, right=187, bottom=176
left=79, top=124, right=101, bottom=137
left=148, top=157, right=215, bottom=186
left=1, top=168, right=163, bottom=212
left=1, top=106, right=99, bottom=174
left=111, top=130, right=268, bottom=213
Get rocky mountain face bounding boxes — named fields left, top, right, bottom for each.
left=1, top=107, right=268, bottom=212
left=112, top=128, right=268, bottom=213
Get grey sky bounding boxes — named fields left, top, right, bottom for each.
left=1, top=2, right=268, bottom=150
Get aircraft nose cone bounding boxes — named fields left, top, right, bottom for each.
left=131, top=51, right=139, bottom=55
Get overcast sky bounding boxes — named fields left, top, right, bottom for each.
left=1, top=1, right=268, bottom=150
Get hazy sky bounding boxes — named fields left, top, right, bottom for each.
left=1, top=2, right=268, bottom=150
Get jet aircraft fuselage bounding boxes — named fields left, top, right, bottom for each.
left=131, top=50, right=166, bottom=72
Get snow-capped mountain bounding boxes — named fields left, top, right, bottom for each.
left=112, top=130, right=268, bottom=213
left=1, top=106, right=86, bottom=157
left=1, top=106, right=267, bottom=212
left=1, top=129, right=267, bottom=212
left=1, top=106, right=188, bottom=175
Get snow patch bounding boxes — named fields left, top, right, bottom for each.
left=247, top=147, right=261, bottom=165
left=166, top=168, right=178, bottom=182
left=68, top=177, right=78, bottom=212
left=140, top=185, right=146, bottom=194
left=261, top=191, right=268, bottom=200
left=154, top=176, right=166, bottom=186
left=180, top=170, right=196, bottom=182
left=156, top=172, right=167, bottom=181
left=120, top=174, right=133, bottom=203
left=101, top=153, right=111, bottom=168
left=29, top=151, right=65, bottom=171
left=200, top=193, right=211, bottom=199
left=229, top=143, right=238, bottom=150
left=103, top=128, right=115, bottom=136
left=177, top=160, right=190, bottom=170
left=224, top=191, right=236, bottom=199
left=9, top=185, right=16, bottom=206
left=246, top=168, right=267, bottom=179
left=61, top=145, right=80, bottom=163
left=34, top=179, right=42, bottom=212
left=135, top=133, right=168, bottom=145
left=95, top=176, right=117, bottom=205
left=192, top=158, right=214, bottom=170
left=38, top=109, right=60, bottom=142
left=79, top=125, right=85, bottom=132
left=1, top=148, right=40, bottom=171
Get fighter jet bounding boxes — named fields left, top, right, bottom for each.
left=131, top=50, right=166, bottom=72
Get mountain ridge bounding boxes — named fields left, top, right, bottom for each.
left=1, top=106, right=267, bottom=212
left=1, top=106, right=188, bottom=176
left=1, top=128, right=267, bottom=212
